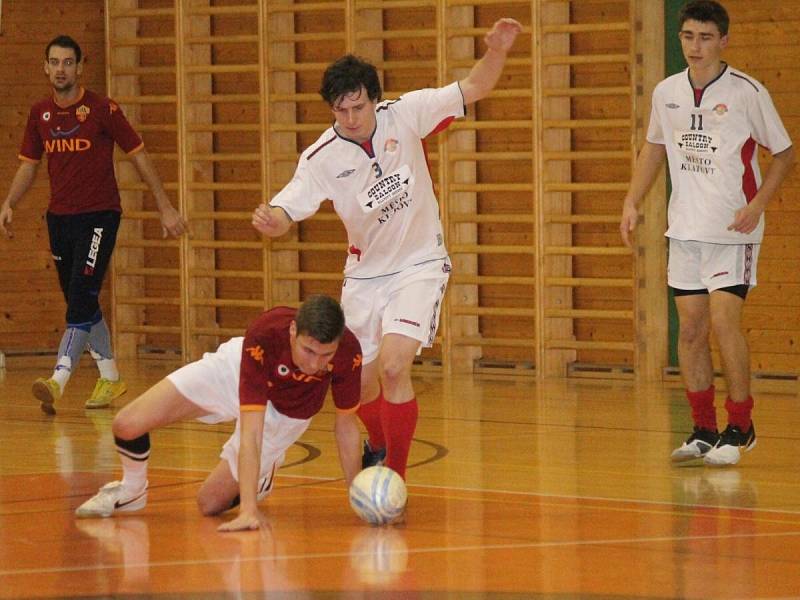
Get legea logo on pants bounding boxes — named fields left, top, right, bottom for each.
left=84, top=227, right=104, bottom=275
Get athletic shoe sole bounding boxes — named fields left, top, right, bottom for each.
left=32, top=380, right=57, bottom=415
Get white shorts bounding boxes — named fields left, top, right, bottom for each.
left=667, top=238, right=759, bottom=292
left=341, top=259, right=450, bottom=364
left=167, top=337, right=312, bottom=481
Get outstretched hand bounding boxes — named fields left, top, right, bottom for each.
left=484, top=18, right=523, bottom=53
left=251, top=203, right=290, bottom=237
left=218, top=508, right=268, bottom=532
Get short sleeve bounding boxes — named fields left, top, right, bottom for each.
left=331, top=342, right=362, bottom=412
left=19, top=106, right=44, bottom=162
left=238, top=328, right=270, bottom=411
left=392, top=82, right=466, bottom=138
left=269, top=149, right=330, bottom=222
left=104, top=99, right=144, bottom=154
left=646, top=86, right=665, bottom=145
left=748, top=85, right=792, bottom=155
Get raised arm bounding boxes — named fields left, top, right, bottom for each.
left=128, top=149, right=187, bottom=238
left=619, top=141, right=667, bottom=248
left=218, top=409, right=266, bottom=532
left=459, top=18, right=523, bottom=106
left=0, top=161, right=39, bottom=239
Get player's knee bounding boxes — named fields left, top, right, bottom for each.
left=66, top=296, right=100, bottom=325
left=709, top=315, right=742, bottom=344
left=379, top=354, right=412, bottom=386
left=198, top=491, right=237, bottom=516
left=196, top=494, right=223, bottom=517
left=678, top=319, right=709, bottom=346
left=111, top=415, right=135, bottom=440
left=111, top=409, right=146, bottom=440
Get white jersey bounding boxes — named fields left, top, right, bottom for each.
left=270, top=82, right=465, bottom=278
left=647, top=65, right=792, bottom=244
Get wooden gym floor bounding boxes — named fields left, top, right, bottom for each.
left=1, top=358, right=799, bottom=599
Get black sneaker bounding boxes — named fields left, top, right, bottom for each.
left=361, top=440, right=386, bottom=469
left=671, top=426, right=720, bottom=462
left=704, top=423, right=756, bottom=466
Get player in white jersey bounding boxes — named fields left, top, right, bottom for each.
left=252, top=18, right=522, bottom=483
left=620, top=1, right=795, bottom=466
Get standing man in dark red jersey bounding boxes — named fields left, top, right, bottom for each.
left=0, top=35, right=187, bottom=414
left=75, top=295, right=363, bottom=532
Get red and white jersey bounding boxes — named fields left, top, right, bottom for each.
left=270, top=82, right=465, bottom=278
left=239, top=307, right=362, bottom=419
left=647, top=65, right=792, bottom=244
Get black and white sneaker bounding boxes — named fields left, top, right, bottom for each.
left=361, top=440, right=387, bottom=469
left=704, top=423, right=756, bottom=466
left=671, top=427, right=720, bottom=463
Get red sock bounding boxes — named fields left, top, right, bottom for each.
left=357, top=393, right=386, bottom=450
left=725, top=396, right=754, bottom=431
left=686, top=386, right=717, bottom=431
left=380, top=397, right=418, bottom=480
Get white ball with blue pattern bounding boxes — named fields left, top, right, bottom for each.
left=349, top=466, right=407, bottom=525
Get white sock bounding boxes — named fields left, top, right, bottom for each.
left=51, top=356, right=71, bottom=389
left=120, top=455, right=148, bottom=492
left=96, top=358, right=120, bottom=381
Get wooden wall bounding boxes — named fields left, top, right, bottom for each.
left=722, top=1, right=800, bottom=375
left=0, top=1, right=107, bottom=353
left=1, top=1, right=798, bottom=385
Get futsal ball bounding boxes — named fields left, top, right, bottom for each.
left=349, top=466, right=407, bottom=525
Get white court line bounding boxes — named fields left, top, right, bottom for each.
left=272, top=473, right=800, bottom=517
left=10, top=468, right=800, bottom=517
left=1, top=529, right=800, bottom=577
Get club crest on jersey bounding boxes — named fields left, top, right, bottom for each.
left=336, top=168, right=356, bottom=179
left=713, top=103, right=728, bottom=116
left=76, top=105, right=90, bottom=123
left=384, top=138, right=399, bottom=153
left=42, top=111, right=51, bottom=121
left=245, top=344, right=264, bottom=365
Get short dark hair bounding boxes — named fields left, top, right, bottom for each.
left=46, top=35, right=82, bottom=63
left=295, top=295, right=345, bottom=344
left=679, top=1, right=729, bottom=36
left=319, top=54, right=382, bottom=106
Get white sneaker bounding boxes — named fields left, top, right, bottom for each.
left=75, top=481, right=148, bottom=518
left=704, top=423, right=757, bottom=466
left=671, top=427, right=720, bottom=462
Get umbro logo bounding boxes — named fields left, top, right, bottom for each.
left=666, top=103, right=680, bottom=109
left=336, top=169, right=356, bottom=179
